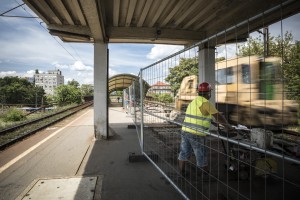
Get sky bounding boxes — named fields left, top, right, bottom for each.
left=0, top=0, right=183, bottom=85
left=0, top=1, right=299, bottom=85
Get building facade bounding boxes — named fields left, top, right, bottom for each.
left=34, top=69, right=64, bottom=95
left=148, top=81, right=172, bottom=95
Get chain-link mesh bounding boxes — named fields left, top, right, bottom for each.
left=129, top=4, right=300, bottom=200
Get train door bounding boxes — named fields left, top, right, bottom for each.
left=259, top=61, right=275, bottom=100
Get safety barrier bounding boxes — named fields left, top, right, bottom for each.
left=130, top=3, right=300, bottom=200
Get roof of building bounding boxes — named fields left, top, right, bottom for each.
left=152, top=81, right=170, bottom=86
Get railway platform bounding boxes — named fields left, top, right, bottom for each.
left=76, top=107, right=182, bottom=200
left=0, top=106, right=182, bottom=200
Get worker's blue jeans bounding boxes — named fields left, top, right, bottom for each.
left=178, top=130, right=208, bottom=168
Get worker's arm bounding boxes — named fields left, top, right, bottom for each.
left=212, top=112, right=233, bottom=131
left=200, top=101, right=233, bottom=131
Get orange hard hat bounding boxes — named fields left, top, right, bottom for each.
left=198, top=82, right=212, bottom=92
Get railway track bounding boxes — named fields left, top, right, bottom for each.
left=142, top=101, right=300, bottom=162
left=0, top=102, right=93, bottom=150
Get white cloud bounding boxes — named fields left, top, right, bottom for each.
left=147, top=44, right=183, bottom=60
left=70, top=61, right=93, bottom=71
left=109, top=68, right=118, bottom=77
left=23, top=70, right=36, bottom=77
left=0, top=70, right=43, bottom=78
left=216, top=44, right=237, bottom=59
left=0, top=71, right=18, bottom=77
left=64, top=71, right=94, bottom=85
left=52, top=61, right=93, bottom=71
left=75, top=71, right=93, bottom=85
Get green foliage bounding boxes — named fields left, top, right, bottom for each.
left=67, top=79, right=80, bottom=88
left=115, top=91, right=123, bottom=96
left=165, top=57, right=229, bottom=94
left=54, top=85, right=82, bottom=106
left=237, top=32, right=295, bottom=60
left=237, top=36, right=265, bottom=56
left=148, top=93, right=174, bottom=103
left=149, top=93, right=159, bottom=101
left=2, top=108, right=26, bottom=122
left=283, top=41, right=300, bottom=101
left=0, top=76, right=45, bottom=105
left=157, top=93, right=173, bottom=103
left=81, top=84, right=94, bottom=96
left=215, top=57, right=226, bottom=62
left=238, top=31, right=300, bottom=102
left=165, top=57, right=198, bottom=94
left=44, top=94, right=57, bottom=106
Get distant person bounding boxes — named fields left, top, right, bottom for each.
left=117, top=97, right=120, bottom=102
left=178, top=82, right=233, bottom=176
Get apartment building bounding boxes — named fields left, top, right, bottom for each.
left=34, top=69, right=64, bottom=95
left=148, top=81, right=172, bottom=95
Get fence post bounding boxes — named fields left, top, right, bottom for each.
left=139, top=69, right=144, bottom=152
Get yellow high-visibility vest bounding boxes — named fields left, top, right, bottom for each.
left=182, top=96, right=212, bottom=136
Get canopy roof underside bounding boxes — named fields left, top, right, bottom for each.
left=23, top=0, right=300, bottom=46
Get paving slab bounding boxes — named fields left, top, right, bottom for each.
left=16, top=176, right=103, bottom=200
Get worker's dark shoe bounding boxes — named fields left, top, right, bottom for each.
left=180, top=170, right=190, bottom=178
left=196, top=167, right=211, bottom=181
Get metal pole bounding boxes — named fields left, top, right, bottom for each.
left=139, top=69, right=144, bottom=152
left=133, top=81, right=136, bottom=123
left=35, top=90, right=37, bottom=108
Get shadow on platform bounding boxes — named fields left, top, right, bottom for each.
left=75, top=107, right=182, bottom=200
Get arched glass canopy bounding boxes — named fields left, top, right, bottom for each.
left=108, top=74, right=149, bottom=95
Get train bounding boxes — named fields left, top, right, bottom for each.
left=175, top=56, right=299, bottom=128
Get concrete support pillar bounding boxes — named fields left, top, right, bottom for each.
left=198, top=45, right=216, bottom=104
left=94, top=42, right=108, bottom=139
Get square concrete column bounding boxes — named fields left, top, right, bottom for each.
left=94, top=42, right=108, bottom=139
left=198, top=45, right=216, bottom=104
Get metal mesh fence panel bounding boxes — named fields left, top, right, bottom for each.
left=134, top=3, right=300, bottom=200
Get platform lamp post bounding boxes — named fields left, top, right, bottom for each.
left=35, top=89, right=37, bottom=108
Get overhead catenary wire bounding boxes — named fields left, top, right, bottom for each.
left=2, top=0, right=83, bottom=63
left=0, top=3, right=25, bottom=16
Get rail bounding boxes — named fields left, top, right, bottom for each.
left=0, top=102, right=93, bottom=150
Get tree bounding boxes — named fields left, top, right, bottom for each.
left=238, top=31, right=300, bottom=101
left=115, top=91, right=123, bottom=96
left=54, top=85, right=82, bottom=106
left=0, top=77, right=45, bottom=106
left=165, top=57, right=198, bottom=94
left=158, top=93, right=173, bottom=103
left=67, top=79, right=80, bottom=88
left=81, top=84, right=94, bottom=96
left=215, top=57, right=226, bottom=62
left=237, top=31, right=295, bottom=61
left=283, top=41, right=300, bottom=101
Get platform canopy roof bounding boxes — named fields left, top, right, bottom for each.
left=23, top=0, right=300, bottom=46
left=109, top=73, right=150, bottom=94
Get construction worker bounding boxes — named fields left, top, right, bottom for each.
left=178, top=82, right=233, bottom=176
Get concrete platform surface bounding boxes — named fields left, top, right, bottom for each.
left=16, top=176, right=101, bottom=200
left=76, top=107, right=183, bottom=200
left=0, top=107, right=182, bottom=200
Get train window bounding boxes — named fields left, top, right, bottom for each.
left=226, top=67, right=234, bottom=83
left=216, top=69, right=224, bottom=84
left=188, top=80, right=193, bottom=89
left=216, top=67, right=234, bottom=84
left=241, top=64, right=251, bottom=84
